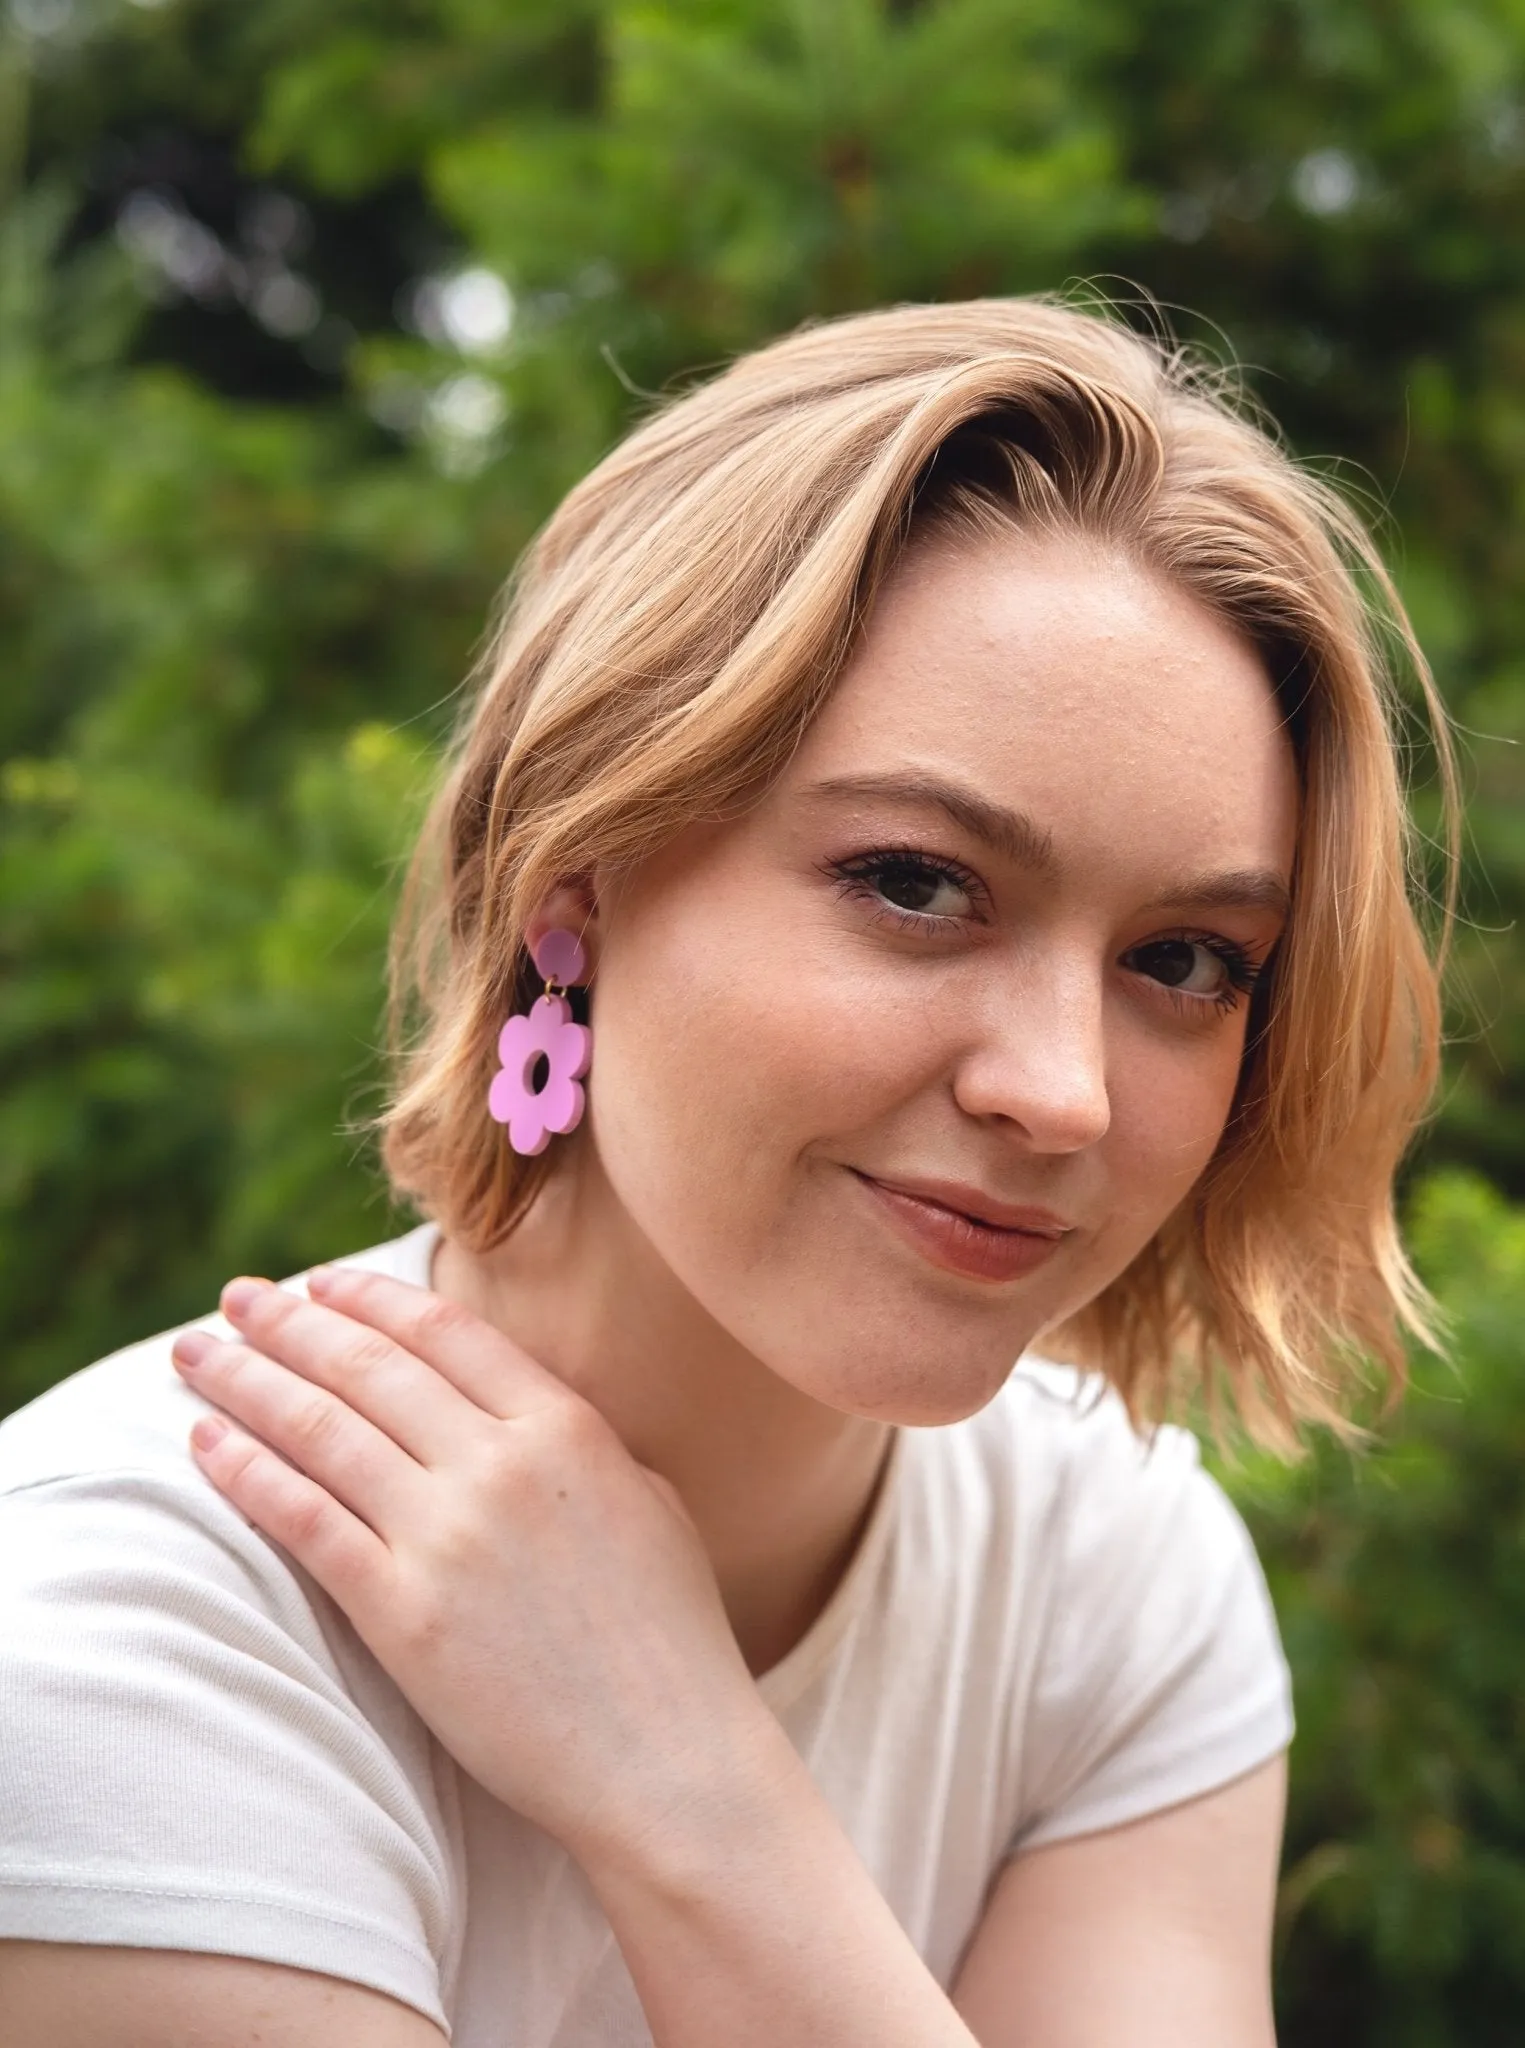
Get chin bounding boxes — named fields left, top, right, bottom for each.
left=639, top=1178, right=1068, bottom=1424
left=759, top=1311, right=1033, bottom=1428
left=814, top=1362, right=1019, bottom=1429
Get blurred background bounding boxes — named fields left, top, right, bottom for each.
left=2, top=0, right=1524, bottom=2038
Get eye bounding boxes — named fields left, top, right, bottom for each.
left=1122, top=934, right=1263, bottom=1009
left=871, top=857, right=972, bottom=918
left=824, top=848, right=982, bottom=927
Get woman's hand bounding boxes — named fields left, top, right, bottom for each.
left=169, top=1269, right=988, bottom=2048
left=169, top=1268, right=784, bottom=1869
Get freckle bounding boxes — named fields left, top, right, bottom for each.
left=557, top=1489, right=567, bottom=1501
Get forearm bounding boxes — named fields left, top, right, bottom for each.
left=581, top=1723, right=979, bottom=2048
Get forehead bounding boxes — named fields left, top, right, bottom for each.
left=785, top=530, right=1298, bottom=882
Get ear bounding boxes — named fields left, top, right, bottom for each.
left=524, top=879, right=600, bottom=985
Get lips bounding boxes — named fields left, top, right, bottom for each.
left=852, top=1170, right=1073, bottom=1285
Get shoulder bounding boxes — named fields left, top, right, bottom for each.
left=0, top=1221, right=439, bottom=1502
left=0, top=1221, right=456, bottom=2029
left=999, top=1355, right=1224, bottom=1549
left=0, top=1215, right=441, bottom=1678
left=947, top=1354, right=1276, bottom=1664
left=903, top=1357, right=1292, bottom=1850
left=987, top=1351, right=1201, bottom=1468
left=914, top=1353, right=1214, bottom=1556
left=0, top=1219, right=447, bottom=1771
left=889, top=1354, right=1266, bottom=1704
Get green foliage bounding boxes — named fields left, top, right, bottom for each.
left=6, top=3, right=1525, bottom=2037
left=0, top=172, right=503, bottom=1395
left=1234, top=1173, right=1525, bottom=2045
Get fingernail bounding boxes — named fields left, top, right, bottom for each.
left=191, top=1415, right=228, bottom=1452
left=306, top=1264, right=335, bottom=1296
left=172, top=1330, right=214, bottom=1370
left=221, top=1276, right=270, bottom=1319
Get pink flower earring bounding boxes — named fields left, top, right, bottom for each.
left=487, top=928, right=593, bottom=1156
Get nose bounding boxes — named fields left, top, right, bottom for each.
left=950, top=951, right=1112, bottom=1154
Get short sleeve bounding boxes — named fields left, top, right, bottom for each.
left=1008, top=1398, right=1292, bottom=1853
left=0, top=1467, right=457, bottom=2030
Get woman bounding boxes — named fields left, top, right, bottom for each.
left=0, top=298, right=1450, bottom=2047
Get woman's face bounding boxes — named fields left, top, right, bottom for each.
left=573, top=529, right=1298, bottom=1425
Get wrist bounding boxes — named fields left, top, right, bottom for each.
left=568, top=1713, right=975, bottom=2048
left=567, top=1699, right=816, bottom=1901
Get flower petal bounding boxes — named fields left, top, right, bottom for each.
left=487, top=1066, right=521, bottom=1126
left=497, top=1011, right=537, bottom=1066
left=548, top=1019, right=592, bottom=1085
left=509, top=1103, right=553, bottom=1155
left=538, top=1075, right=585, bottom=1137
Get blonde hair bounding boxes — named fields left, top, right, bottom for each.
left=381, top=296, right=1456, bottom=1448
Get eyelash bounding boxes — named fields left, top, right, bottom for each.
left=1133, top=932, right=1267, bottom=1019
left=823, top=846, right=1269, bottom=1017
left=823, top=846, right=988, bottom=931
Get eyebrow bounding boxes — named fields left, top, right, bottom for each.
left=1139, top=869, right=1293, bottom=920
left=805, top=772, right=1061, bottom=879
left=804, top=770, right=1292, bottom=920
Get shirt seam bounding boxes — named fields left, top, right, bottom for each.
left=0, top=1463, right=230, bottom=1504
left=1010, top=1694, right=1293, bottom=1854
left=0, top=1869, right=434, bottom=1956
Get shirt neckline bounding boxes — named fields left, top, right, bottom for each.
left=754, top=1427, right=903, bottom=1715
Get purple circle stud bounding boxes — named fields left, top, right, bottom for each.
left=531, top=927, right=587, bottom=986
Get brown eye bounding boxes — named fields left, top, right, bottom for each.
left=868, top=858, right=973, bottom=919
left=877, top=861, right=945, bottom=912
left=1123, top=936, right=1256, bottom=1001
left=826, top=847, right=983, bottom=925
left=1139, top=939, right=1213, bottom=990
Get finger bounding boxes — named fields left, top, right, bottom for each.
left=189, top=1411, right=390, bottom=1613
left=301, top=1264, right=567, bottom=1421
left=217, top=1278, right=490, bottom=1464
left=173, top=1331, right=424, bottom=1531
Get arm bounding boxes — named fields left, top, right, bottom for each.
left=584, top=1752, right=1284, bottom=2048
left=173, top=1269, right=988, bottom=2048
left=174, top=1269, right=1280, bottom=2048
left=0, top=1943, right=446, bottom=2048
left=0, top=1764, right=1284, bottom=2048
left=578, top=1725, right=982, bottom=2048
left=953, top=1756, right=1286, bottom=2048
left=0, top=1462, right=455, bottom=2044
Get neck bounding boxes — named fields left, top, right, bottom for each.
left=429, top=1154, right=893, bottom=1675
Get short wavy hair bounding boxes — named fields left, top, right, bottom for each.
left=380, top=296, right=1456, bottom=1448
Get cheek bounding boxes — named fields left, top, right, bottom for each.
left=585, top=965, right=1021, bottom=1425
left=587, top=909, right=933, bottom=1257
left=574, top=844, right=1261, bottom=1423
left=1094, top=1025, right=1249, bottom=1260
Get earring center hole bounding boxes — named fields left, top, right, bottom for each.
left=528, top=1052, right=551, bottom=1095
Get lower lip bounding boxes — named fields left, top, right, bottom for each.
left=854, top=1174, right=1068, bottom=1284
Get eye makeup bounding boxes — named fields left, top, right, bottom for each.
left=821, top=846, right=988, bottom=932
left=1119, top=932, right=1271, bottom=1016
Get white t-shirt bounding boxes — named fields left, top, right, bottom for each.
left=0, top=1222, right=1292, bottom=2044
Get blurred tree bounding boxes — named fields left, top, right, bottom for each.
left=4, top=4, right=1525, bottom=2036
left=1237, top=1172, right=1525, bottom=2047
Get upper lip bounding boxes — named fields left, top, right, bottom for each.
left=855, top=1171, right=1074, bottom=1238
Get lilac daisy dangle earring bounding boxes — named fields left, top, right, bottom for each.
left=487, top=928, right=593, bottom=1156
